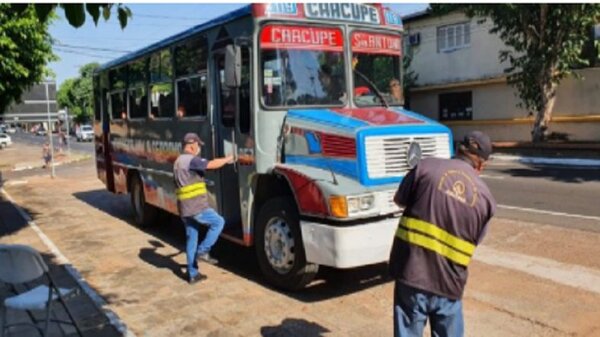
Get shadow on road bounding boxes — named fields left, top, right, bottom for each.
left=260, top=318, right=330, bottom=337
left=73, top=189, right=393, bottom=302
left=138, top=239, right=187, bottom=282
left=498, top=163, right=600, bottom=183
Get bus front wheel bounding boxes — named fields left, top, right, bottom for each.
left=130, top=174, right=159, bottom=228
left=255, top=197, right=318, bottom=291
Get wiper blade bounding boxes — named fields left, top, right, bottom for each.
left=353, top=69, right=389, bottom=108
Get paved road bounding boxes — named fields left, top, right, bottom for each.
left=482, top=160, right=600, bottom=232
left=10, top=130, right=94, bottom=154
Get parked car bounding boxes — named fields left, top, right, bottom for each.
left=4, top=125, right=17, bottom=133
left=76, top=125, right=94, bottom=142
left=0, top=133, right=12, bottom=149
left=36, top=128, right=47, bottom=136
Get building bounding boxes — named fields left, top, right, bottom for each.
left=1, top=81, right=59, bottom=131
left=403, top=10, right=600, bottom=142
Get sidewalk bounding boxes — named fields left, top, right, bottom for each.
left=491, top=141, right=600, bottom=167
left=0, top=142, right=90, bottom=172
left=0, top=193, right=124, bottom=337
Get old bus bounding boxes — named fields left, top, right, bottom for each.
left=93, top=3, right=453, bottom=290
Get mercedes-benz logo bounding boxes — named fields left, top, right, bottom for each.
left=407, top=142, right=422, bottom=169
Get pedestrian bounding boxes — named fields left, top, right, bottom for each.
left=389, top=131, right=497, bottom=337
left=173, top=132, right=234, bottom=284
left=42, top=142, right=52, bottom=168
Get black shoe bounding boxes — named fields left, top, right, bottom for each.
left=188, top=273, right=207, bottom=285
left=197, top=253, right=218, bottom=265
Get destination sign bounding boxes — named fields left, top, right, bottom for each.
left=261, top=25, right=343, bottom=51
left=352, top=32, right=402, bottom=55
left=304, top=3, right=380, bottom=24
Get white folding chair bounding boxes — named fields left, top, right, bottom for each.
left=0, top=244, right=81, bottom=337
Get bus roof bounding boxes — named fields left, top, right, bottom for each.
left=97, top=4, right=252, bottom=73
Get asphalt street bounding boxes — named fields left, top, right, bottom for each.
left=9, top=130, right=94, bottom=154
left=482, top=160, right=600, bottom=232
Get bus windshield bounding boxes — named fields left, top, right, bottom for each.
left=260, top=24, right=346, bottom=107
left=351, top=31, right=403, bottom=107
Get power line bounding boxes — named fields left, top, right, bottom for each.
left=53, top=47, right=116, bottom=59
left=132, top=13, right=212, bottom=21
left=53, top=42, right=132, bottom=53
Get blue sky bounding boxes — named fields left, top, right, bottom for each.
left=48, top=3, right=428, bottom=87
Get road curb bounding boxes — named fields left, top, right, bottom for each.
left=12, top=154, right=92, bottom=172
left=0, top=187, right=137, bottom=337
left=491, top=154, right=600, bottom=167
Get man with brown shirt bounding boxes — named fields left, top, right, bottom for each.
left=389, top=131, right=497, bottom=337
left=174, top=133, right=233, bottom=284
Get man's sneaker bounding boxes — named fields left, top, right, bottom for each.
left=197, top=253, right=218, bottom=265
left=188, top=273, right=207, bottom=285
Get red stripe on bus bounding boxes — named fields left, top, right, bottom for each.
left=331, top=108, right=424, bottom=126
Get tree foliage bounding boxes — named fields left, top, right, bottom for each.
left=431, top=4, right=600, bottom=142
left=0, top=3, right=131, bottom=117
left=0, top=4, right=56, bottom=114
left=11, top=3, right=132, bottom=29
left=57, top=62, right=100, bottom=124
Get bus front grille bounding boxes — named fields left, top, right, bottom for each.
left=364, top=134, right=451, bottom=179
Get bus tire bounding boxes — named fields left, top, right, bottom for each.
left=255, top=197, right=318, bottom=291
left=130, top=174, right=159, bottom=228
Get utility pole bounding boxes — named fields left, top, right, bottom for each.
left=45, top=82, right=55, bottom=178
left=65, top=107, right=71, bottom=155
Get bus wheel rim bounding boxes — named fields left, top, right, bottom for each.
left=264, top=217, right=295, bottom=274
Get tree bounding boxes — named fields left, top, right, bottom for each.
left=13, top=4, right=132, bottom=29
left=0, top=4, right=56, bottom=115
left=432, top=4, right=600, bottom=142
left=57, top=62, right=100, bottom=124
left=0, top=4, right=131, bottom=117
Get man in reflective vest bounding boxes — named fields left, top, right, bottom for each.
left=174, top=133, right=234, bottom=284
left=389, top=131, right=497, bottom=337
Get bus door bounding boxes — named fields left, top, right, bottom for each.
left=210, top=51, right=243, bottom=238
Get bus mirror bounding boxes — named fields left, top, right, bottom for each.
left=225, top=45, right=241, bottom=88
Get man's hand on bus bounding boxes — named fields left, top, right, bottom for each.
left=207, top=155, right=235, bottom=170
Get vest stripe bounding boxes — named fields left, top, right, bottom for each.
left=176, top=182, right=207, bottom=200
left=400, top=217, right=475, bottom=255
left=396, top=217, right=475, bottom=266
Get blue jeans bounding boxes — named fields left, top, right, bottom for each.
left=182, top=208, right=225, bottom=278
left=394, top=281, right=464, bottom=337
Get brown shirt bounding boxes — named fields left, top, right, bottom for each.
left=389, top=157, right=496, bottom=300
left=173, top=154, right=209, bottom=217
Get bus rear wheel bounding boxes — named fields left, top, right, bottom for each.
left=130, top=174, right=159, bottom=228
left=255, top=197, right=318, bottom=291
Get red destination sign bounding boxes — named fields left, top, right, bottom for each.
left=260, top=25, right=343, bottom=52
left=351, top=32, right=402, bottom=56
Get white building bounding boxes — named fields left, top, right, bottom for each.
left=403, top=10, right=600, bottom=142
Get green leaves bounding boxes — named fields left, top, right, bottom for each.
left=27, top=4, right=132, bottom=29
left=86, top=4, right=100, bottom=26
left=62, top=4, right=85, bottom=28
left=0, top=4, right=54, bottom=114
left=57, top=62, right=100, bottom=123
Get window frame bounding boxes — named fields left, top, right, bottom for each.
left=438, top=91, right=473, bottom=121
left=437, top=22, right=470, bottom=53
left=175, top=73, right=208, bottom=121
left=257, top=22, right=348, bottom=110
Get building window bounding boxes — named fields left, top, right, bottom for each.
left=439, top=91, right=472, bottom=121
left=437, top=22, right=470, bottom=53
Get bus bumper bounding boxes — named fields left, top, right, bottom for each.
left=300, top=217, right=399, bottom=268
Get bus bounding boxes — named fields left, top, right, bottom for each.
left=93, top=3, right=453, bottom=290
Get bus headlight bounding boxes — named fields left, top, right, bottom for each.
left=330, top=194, right=375, bottom=218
